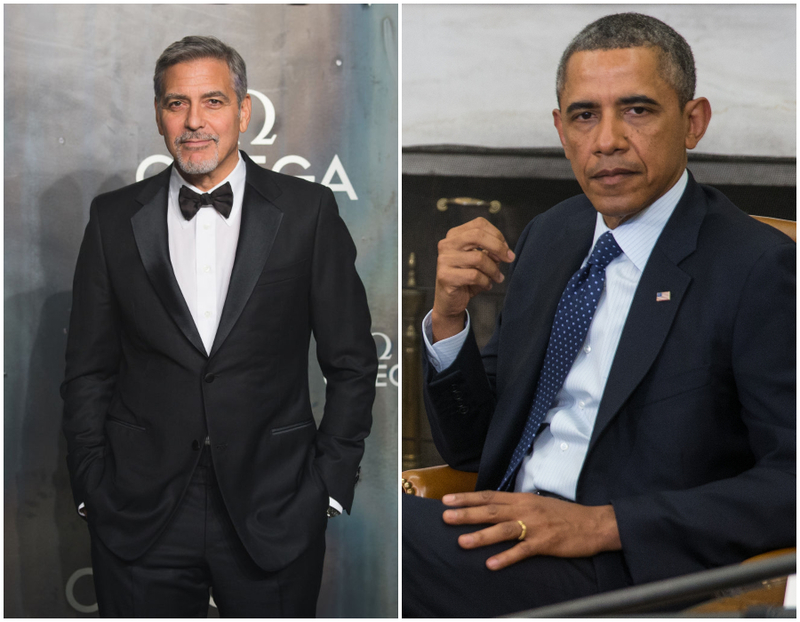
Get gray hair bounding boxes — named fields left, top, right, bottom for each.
left=154, top=35, right=248, bottom=107
left=556, top=13, right=696, bottom=108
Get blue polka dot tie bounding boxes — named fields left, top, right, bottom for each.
left=498, top=231, right=623, bottom=491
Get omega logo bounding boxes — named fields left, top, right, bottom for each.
left=372, top=332, right=399, bottom=388
left=65, top=567, right=97, bottom=613
left=136, top=90, right=358, bottom=200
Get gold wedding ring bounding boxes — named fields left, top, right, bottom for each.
left=517, top=520, right=527, bottom=541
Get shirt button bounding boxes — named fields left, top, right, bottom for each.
left=560, top=442, right=569, bottom=451
left=204, top=311, right=211, bottom=318
left=578, top=400, right=585, bottom=409
left=204, top=265, right=212, bottom=273
left=584, top=345, right=592, bottom=354
left=203, top=223, right=211, bottom=230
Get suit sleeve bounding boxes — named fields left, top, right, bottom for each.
left=612, top=240, right=796, bottom=582
left=421, top=219, right=536, bottom=471
left=61, top=200, right=121, bottom=511
left=309, top=188, right=377, bottom=513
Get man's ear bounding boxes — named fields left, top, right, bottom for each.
left=552, top=108, right=570, bottom=158
left=155, top=98, right=164, bottom=136
left=684, top=97, right=711, bottom=150
left=238, top=94, right=252, bottom=133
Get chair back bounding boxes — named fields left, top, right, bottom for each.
left=752, top=216, right=796, bottom=241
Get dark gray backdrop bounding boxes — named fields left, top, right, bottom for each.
left=4, top=4, right=398, bottom=617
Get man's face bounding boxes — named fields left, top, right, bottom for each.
left=553, top=47, right=705, bottom=228
left=155, top=58, right=251, bottom=190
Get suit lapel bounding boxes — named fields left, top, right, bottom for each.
left=588, top=175, right=706, bottom=452
left=483, top=203, right=596, bottom=487
left=209, top=154, right=284, bottom=358
left=504, top=206, right=596, bottom=400
left=131, top=166, right=208, bottom=357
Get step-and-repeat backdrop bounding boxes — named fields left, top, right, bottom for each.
left=5, top=4, right=398, bottom=617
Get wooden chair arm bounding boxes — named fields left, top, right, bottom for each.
left=401, top=465, right=478, bottom=500
left=742, top=547, right=796, bottom=564
left=687, top=548, right=796, bottom=613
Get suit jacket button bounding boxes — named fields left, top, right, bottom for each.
left=192, top=440, right=200, bottom=450
left=204, top=373, right=215, bottom=383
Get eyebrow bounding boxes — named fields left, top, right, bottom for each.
left=565, top=94, right=661, bottom=114
left=201, top=91, right=231, bottom=102
left=565, top=100, right=599, bottom=114
left=161, top=91, right=231, bottom=103
left=618, top=95, right=661, bottom=107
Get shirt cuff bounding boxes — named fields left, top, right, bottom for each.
left=328, top=497, right=343, bottom=514
left=422, top=310, right=470, bottom=373
left=77, top=502, right=86, bottom=517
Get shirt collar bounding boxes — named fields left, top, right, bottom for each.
left=591, top=169, right=688, bottom=272
left=168, top=151, right=247, bottom=228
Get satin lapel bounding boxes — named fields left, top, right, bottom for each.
left=588, top=176, right=706, bottom=453
left=209, top=156, right=284, bottom=358
left=131, top=166, right=207, bottom=357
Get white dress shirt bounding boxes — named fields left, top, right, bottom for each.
left=168, top=153, right=246, bottom=354
left=423, top=170, right=688, bottom=499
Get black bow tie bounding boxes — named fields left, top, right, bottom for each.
left=178, top=183, right=234, bottom=220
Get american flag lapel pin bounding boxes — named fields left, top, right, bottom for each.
left=656, top=291, right=671, bottom=302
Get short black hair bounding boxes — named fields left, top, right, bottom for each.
left=556, top=13, right=696, bottom=108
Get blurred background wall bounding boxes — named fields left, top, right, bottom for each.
left=5, top=4, right=398, bottom=617
left=401, top=5, right=795, bottom=469
left=403, top=4, right=795, bottom=156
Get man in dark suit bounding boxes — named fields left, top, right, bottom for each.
left=403, top=13, right=795, bottom=617
left=61, top=35, right=377, bottom=617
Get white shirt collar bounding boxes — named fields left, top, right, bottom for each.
left=591, top=169, right=688, bottom=272
left=168, top=151, right=247, bottom=229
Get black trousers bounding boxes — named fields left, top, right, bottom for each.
left=90, top=448, right=326, bottom=617
left=402, top=494, right=632, bottom=618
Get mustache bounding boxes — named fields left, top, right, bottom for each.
left=174, top=132, right=219, bottom=147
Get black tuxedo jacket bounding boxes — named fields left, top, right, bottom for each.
left=62, top=152, right=377, bottom=571
left=424, top=173, right=795, bottom=586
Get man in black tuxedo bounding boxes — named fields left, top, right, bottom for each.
left=62, top=35, right=377, bottom=617
left=403, top=13, right=795, bottom=617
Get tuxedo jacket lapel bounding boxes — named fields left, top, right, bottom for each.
left=210, top=155, right=284, bottom=358
left=131, top=166, right=207, bottom=357
left=131, top=156, right=285, bottom=360
left=589, top=176, right=705, bottom=452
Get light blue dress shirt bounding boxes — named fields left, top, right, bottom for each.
left=423, top=170, right=688, bottom=499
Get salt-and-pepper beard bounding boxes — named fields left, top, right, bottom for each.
left=173, top=132, right=220, bottom=175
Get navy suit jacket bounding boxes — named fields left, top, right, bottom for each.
left=423, top=172, right=795, bottom=585
left=62, top=152, right=377, bottom=571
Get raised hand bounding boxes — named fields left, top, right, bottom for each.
left=432, top=217, right=515, bottom=342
